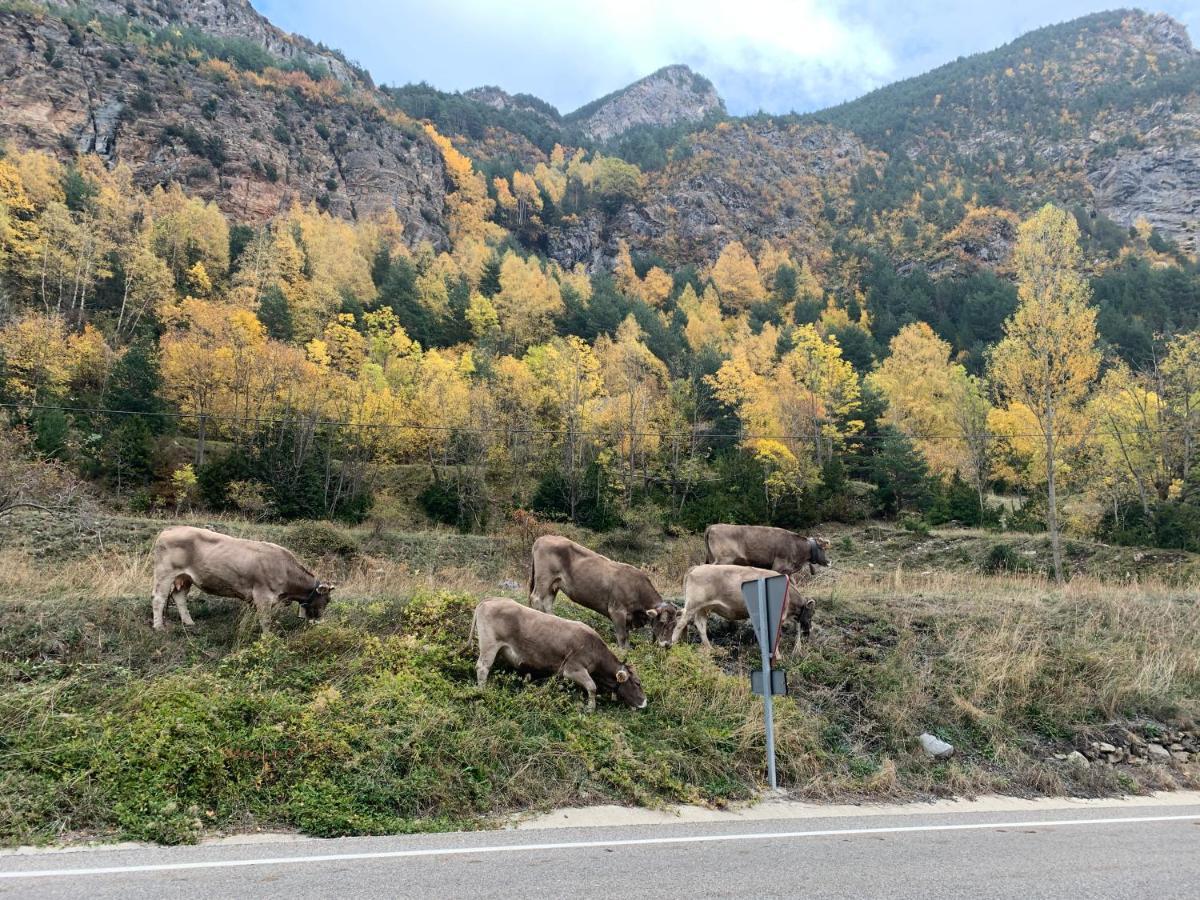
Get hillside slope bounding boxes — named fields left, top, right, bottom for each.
left=810, top=9, right=1200, bottom=255
left=0, top=0, right=450, bottom=242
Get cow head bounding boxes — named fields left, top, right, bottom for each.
left=807, top=536, right=831, bottom=568
left=613, top=664, right=647, bottom=709
left=797, top=597, right=816, bottom=638
left=645, top=602, right=680, bottom=647
left=296, top=581, right=336, bottom=621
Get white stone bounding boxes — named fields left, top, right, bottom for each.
left=919, top=733, right=955, bottom=760
left=1147, top=743, right=1172, bottom=760
left=1065, top=750, right=1090, bottom=770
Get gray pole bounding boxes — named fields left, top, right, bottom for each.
left=757, top=578, right=777, bottom=790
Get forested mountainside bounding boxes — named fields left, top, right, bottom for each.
left=0, top=0, right=450, bottom=238
left=2, top=1, right=1200, bottom=555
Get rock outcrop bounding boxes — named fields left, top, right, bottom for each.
left=1086, top=97, right=1200, bottom=254
left=0, top=3, right=450, bottom=245
left=605, top=122, right=873, bottom=267
left=569, top=64, right=725, bottom=142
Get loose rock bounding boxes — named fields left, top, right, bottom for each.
left=919, top=733, right=955, bottom=760
left=1147, top=743, right=1172, bottom=761
left=1065, top=750, right=1090, bottom=770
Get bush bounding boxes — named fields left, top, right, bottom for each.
left=981, top=542, right=1026, bottom=574
left=287, top=521, right=360, bottom=561
left=530, top=461, right=621, bottom=532
left=417, top=469, right=489, bottom=533
left=1006, top=496, right=1048, bottom=533
left=898, top=514, right=931, bottom=536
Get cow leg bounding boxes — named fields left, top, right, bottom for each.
left=171, top=580, right=195, bottom=627
left=695, top=615, right=712, bottom=650
left=476, top=642, right=500, bottom=688
left=151, top=576, right=174, bottom=631
left=529, top=574, right=557, bottom=614
left=253, top=592, right=276, bottom=634
left=611, top=609, right=631, bottom=651
left=670, top=610, right=692, bottom=646
left=563, top=667, right=598, bottom=712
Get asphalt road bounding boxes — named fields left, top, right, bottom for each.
left=3, top=800, right=1198, bottom=899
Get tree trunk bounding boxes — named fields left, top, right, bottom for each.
left=1044, top=416, right=1063, bottom=584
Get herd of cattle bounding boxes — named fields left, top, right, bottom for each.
left=150, top=523, right=831, bottom=711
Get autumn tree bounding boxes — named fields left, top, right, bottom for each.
left=869, top=322, right=993, bottom=505
left=711, top=324, right=861, bottom=510
left=491, top=252, right=563, bottom=352
left=710, top=241, right=764, bottom=311
left=595, top=316, right=669, bottom=500
left=989, top=205, right=1099, bottom=582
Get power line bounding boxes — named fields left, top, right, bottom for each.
left=3, top=400, right=1196, bottom=444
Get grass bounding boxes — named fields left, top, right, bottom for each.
left=1, top=511, right=1198, bottom=846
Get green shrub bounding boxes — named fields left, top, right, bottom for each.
left=981, top=542, right=1025, bottom=574
left=287, top=521, right=360, bottom=561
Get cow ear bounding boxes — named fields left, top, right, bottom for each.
left=805, top=598, right=815, bottom=609
left=615, top=668, right=629, bottom=683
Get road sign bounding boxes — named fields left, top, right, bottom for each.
left=742, top=573, right=789, bottom=660
left=751, top=669, right=788, bottom=696
left=741, top=573, right=790, bottom=790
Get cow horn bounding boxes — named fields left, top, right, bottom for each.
left=646, top=607, right=658, bottom=619
left=615, top=668, right=629, bottom=683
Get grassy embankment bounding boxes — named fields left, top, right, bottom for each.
left=1, top=511, right=1198, bottom=846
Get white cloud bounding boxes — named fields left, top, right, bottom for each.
left=255, top=0, right=1200, bottom=115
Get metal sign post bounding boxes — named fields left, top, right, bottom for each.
left=742, top=574, right=789, bottom=791
left=757, top=578, right=777, bottom=790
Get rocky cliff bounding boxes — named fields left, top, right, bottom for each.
left=1, top=1, right=449, bottom=245
left=567, top=64, right=725, bottom=142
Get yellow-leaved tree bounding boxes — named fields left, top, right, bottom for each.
left=595, top=316, right=670, bottom=499
left=869, top=323, right=993, bottom=501
left=710, top=241, right=764, bottom=311
left=710, top=324, right=861, bottom=508
left=491, top=252, right=563, bottom=352
left=988, top=204, right=1099, bottom=582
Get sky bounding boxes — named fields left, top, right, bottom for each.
left=253, top=1, right=1200, bottom=116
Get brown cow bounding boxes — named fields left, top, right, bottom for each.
left=471, top=597, right=647, bottom=712
left=151, top=526, right=334, bottom=632
left=528, top=535, right=678, bottom=650
left=704, top=524, right=830, bottom=576
left=669, top=563, right=815, bottom=655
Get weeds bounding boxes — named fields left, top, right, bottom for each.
left=1, top=513, right=1198, bottom=846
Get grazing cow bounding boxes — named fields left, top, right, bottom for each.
left=471, top=597, right=647, bottom=712
left=669, top=563, right=816, bottom=655
left=151, top=526, right=334, bottom=632
left=704, top=524, right=830, bottom=576
left=528, top=535, right=678, bottom=649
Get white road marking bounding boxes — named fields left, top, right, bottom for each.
left=2, top=813, right=1196, bottom=880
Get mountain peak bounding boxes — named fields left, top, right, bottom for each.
left=567, top=64, right=725, bottom=142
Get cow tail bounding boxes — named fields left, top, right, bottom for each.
left=527, top=554, right=536, bottom=597
left=703, top=526, right=714, bottom=564
left=467, top=604, right=480, bottom=653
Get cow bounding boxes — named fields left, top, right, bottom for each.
left=471, top=597, right=647, bottom=712
left=669, top=563, right=816, bottom=655
left=528, top=535, right=678, bottom=650
left=704, top=524, right=831, bottom=576
left=150, top=526, right=335, bottom=633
